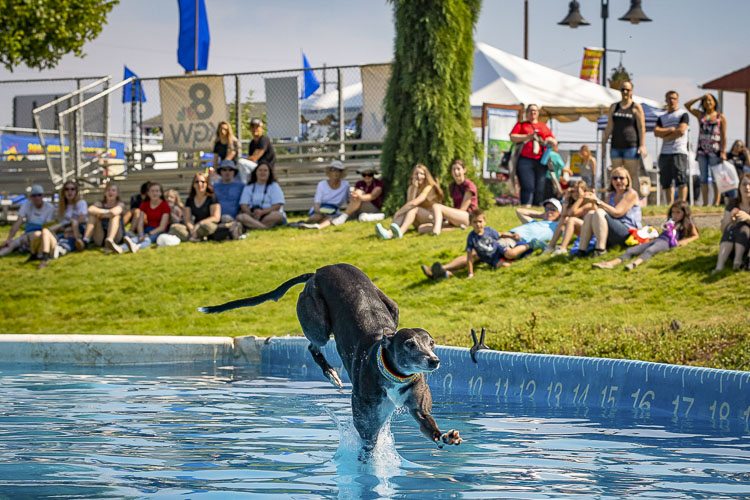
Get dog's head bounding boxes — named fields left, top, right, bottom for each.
left=382, top=328, right=440, bottom=374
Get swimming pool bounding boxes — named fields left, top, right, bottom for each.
left=2, top=361, right=749, bottom=498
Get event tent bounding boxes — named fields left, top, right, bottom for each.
left=471, top=42, right=660, bottom=122
left=300, top=41, right=661, bottom=125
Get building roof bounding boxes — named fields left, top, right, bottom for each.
left=702, top=65, right=750, bottom=92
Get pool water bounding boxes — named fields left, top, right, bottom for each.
left=1, top=363, right=749, bottom=499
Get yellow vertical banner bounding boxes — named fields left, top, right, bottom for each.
left=580, top=47, right=604, bottom=84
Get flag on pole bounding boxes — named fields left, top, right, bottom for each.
left=122, top=66, right=146, bottom=103
left=177, top=0, right=210, bottom=72
left=580, top=47, right=604, bottom=84
left=302, top=52, right=320, bottom=99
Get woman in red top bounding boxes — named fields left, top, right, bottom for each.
left=510, top=104, right=557, bottom=206
left=423, top=159, right=478, bottom=236
left=121, top=182, right=171, bottom=253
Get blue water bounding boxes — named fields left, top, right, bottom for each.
left=1, top=363, right=749, bottom=499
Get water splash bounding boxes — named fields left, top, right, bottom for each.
left=323, top=407, right=421, bottom=498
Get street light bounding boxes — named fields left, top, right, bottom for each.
left=558, top=0, right=651, bottom=86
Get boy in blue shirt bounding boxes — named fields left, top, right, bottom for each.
left=421, top=201, right=561, bottom=279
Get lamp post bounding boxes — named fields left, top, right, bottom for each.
left=558, top=0, right=651, bottom=86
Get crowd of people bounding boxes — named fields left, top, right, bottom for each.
left=2, top=106, right=749, bottom=275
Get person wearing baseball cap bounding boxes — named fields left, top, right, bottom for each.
left=247, top=118, right=275, bottom=168
left=0, top=185, right=56, bottom=266
left=329, top=162, right=385, bottom=225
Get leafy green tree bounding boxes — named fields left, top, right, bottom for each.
left=381, top=0, right=488, bottom=212
left=0, top=0, right=119, bottom=71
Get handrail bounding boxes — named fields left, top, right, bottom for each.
left=32, top=76, right=110, bottom=115
left=58, top=77, right=134, bottom=116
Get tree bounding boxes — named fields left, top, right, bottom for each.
left=0, top=0, right=119, bottom=71
left=380, top=0, right=487, bottom=212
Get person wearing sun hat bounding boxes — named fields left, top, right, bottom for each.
left=329, top=162, right=385, bottom=226
left=0, top=184, right=55, bottom=261
left=212, top=159, right=244, bottom=221
left=299, top=160, right=351, bottom=229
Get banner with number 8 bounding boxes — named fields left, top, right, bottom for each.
left=159, top=76, right=228, bottom=151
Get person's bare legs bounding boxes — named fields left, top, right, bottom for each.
left=733, top=243, right=748, bottom=270
left=41, top=228, right=56, bottom=253
left=431, top=204, right=468, bottom=236
left=83, top=215, right=96, bottom=241
left=712, top=183, right=720, bottom=207
left=503, top=244, right=530, bottom=261
left=560, top=217, right=583, bottom=249
left=547, top=217, right=566, bottom=247
left=345, top=197, right=362, bottom=217
left=624, top=159, right=640, bottom=196
left=714, top=241, right=734, bottom=272
left=677, top=185, right=688, bottom=202
left=664, top=187, right=674, bottom=205
left=590, top=208, right=609, bottom=251
left=578, top=211, right=596, bottom=251
left=106, top=215, right=122, bottom=241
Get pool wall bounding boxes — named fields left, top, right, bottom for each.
left=2, top=334, right=748, bottom=431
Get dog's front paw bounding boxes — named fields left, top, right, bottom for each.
left=439, top=429, right=463, bottom=447
left=326, top=368, right=343, bottom=389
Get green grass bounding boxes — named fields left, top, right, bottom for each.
left=1, top=205, right=748, bottom=371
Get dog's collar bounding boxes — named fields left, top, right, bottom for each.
left=377, top=345, right=418, bottom=384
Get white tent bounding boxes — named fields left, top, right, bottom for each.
left=471, top=42, right=660, bottom=122
left=301, top=82, right=362, bottom=121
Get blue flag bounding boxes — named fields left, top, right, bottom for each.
left=302, top=52, right=320, bottom=99
left=177, top=0, right=210, bottom=72
left=122, top=66, right=146, bottom=103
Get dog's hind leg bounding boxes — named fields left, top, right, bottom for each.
left=297, top=280, right=343, bottom=388
left=374, top=286, right=399, bottom=326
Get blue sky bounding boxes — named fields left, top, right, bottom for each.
left=1, top=0, right=748, bottom=141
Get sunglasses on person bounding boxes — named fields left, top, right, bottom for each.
left=612, top=176, right=626, bottom=181
left=620, top=87, right=632, bottom=92
left=361, top=172, right=374, bottom=177
left=64, top=186, right=77, bottom=191
left=194, top=179, right=207, bottom=185
left=543, top=206, right=557, bottom=212
left=31, top=193, right=42, bottom=197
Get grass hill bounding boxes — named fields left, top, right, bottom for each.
left=1, top=205, right=748, bottom=371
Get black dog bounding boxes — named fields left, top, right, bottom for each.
left=200, top=263, right=462, bottom=450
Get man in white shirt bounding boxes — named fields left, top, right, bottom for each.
left=654, top=90, right=690, bottom=202
left=0, top=185, right=55, bottom=258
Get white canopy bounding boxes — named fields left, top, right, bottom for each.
left=301, top=82, right=362, bottom=121
left=300, top=41, right=661, bottom=124
left=472, top=42, right=660, bottom=122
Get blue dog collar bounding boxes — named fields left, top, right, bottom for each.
left=377, top=345, right=418, bottom=384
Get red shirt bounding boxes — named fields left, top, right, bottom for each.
left=354, top=179, right=384, bottom=209
left=510, top=121, right=554, bottom=159
left=449, top=179, right=478, bottom=212
left=139, top=200, right=171, bottom=230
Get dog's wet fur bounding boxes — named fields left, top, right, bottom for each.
left=200, top=263, right=462, bottom=450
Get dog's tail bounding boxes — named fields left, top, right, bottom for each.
left=198, top=273, right=314, bottom=314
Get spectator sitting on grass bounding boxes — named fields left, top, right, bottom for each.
left=164, top=189, right=184, bottom=225
left=0, top=184, right=55, bottom=260
left=124, top=181, right=149, bottom=231
left=169, top=173, right=221, bottom=242
left=212, top=159, right=244, bottom=222
left=330, top=163, right=384, bottom=226
left=593, top=200, right=699, bottom=271
left=300, top=160, right=350, bottom=230
left=713, top=173, right=750, bottom=273
left=573, top=166, right=642, bottom=258
left=26, top=226, right=64, bottom=270
left=83, top=182, right=126, bottom=254
left=421, top=200, right=561, bottom=280
left=420, top=159, right=478, bottom=236
left=120, top=182, right=171, bottom=253
left=375, top=163, right=443, bottom=240
left=52, top=180, right=88, bottom=252
left=543, top=180, right=591, bottom=255
left=236, top=161, right=285, bottom=232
